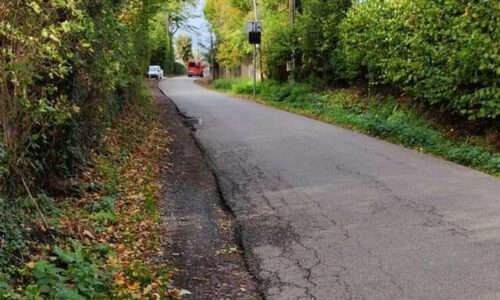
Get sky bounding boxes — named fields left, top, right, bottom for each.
left=175, top=0, right=212, bottom=60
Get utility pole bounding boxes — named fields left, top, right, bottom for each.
left=252, top=0, right=258, bottom=96
left=247, top=1, right=261, bottom=95
left=289, top=0, right=296, bottom=83
left=197, top=37, right=201, bottom=60
left=165, top=13, right=173, bottom=74
left=210, top=29, right=215, bottom=82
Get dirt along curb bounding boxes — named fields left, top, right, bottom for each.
left=152, top=81, right=261, bottom=299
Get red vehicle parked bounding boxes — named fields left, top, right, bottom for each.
left=187, top=61, right=205, bottom=77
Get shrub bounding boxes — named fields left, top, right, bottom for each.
left=337, top=0, right=500, bottom=120
left=296, top=0, right=352, bottom=82
left=260, top=81, right=293, bottom=102
left=214, top=79, right=235, bottom=91
left=0, top=0, right=157, bottom=194
left=174, top=62, right=187, bottom=75
left=0, top=195, right=56, bottom=275
left=261, top=10, right=293, bottom=81
left=0, top=241, right=114, bottom=299
left=232, top=79, right=259, bottom=94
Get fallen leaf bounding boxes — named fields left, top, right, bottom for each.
left=127, top=282, right=141, bottom=291
left=83, top=230, right=94, bottom=240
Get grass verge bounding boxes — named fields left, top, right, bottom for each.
left=0, top=82, right=182, bottom=299
left=211, top=78, right=499, bottom=176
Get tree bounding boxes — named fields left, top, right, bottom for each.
left=148, top=0, right=196, bottom=74
left=165, top=0, right=196, bottom=73
left=204, top=0, right=351, bottom=82
left=204, top=0, right=252, bottom=67
left=296, top=0, right=352, bottom=82
left=176, top=35, right=193, bottom=65
left=0, top=0, right=163, bottom=190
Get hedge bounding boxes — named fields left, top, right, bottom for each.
left=0, top=0, right=159, bottom=194
left=337, top=0, right=500, bottom=120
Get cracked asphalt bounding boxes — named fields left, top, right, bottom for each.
left=153, top=84, right=260, bottom=299
left=160, top=77, right=500, bottom=300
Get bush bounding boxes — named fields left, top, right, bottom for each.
left=214, top=78, right=261, bottom=94
left=337, top=0, right=500, bottom=120
left=0, top=195, right=56, bottom=275
left=261, top=10, right=293, bottom=81
left=296, top=0, right=352, bottom=82
left=0, top=241, right=115, bottom=299
left=214, top=79, right=235, bottom=91
left=174, top=62, right=187, bottom=75
left=232, top=79, right=259, bottom=94
left=260, top=81, right=292, bottom=102
left=0, top=0, right=157, bottom=194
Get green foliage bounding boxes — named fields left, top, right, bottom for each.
left=0, top=3, right=180, bottom=297
left=89, top=196, right=119, bottom=231
left=215, top=78, right=260, bottom=94
left=0, top=87, right=174, bottom=295
left=149, top=10, right=172, bottom=74
left=150, top=1, right=195, bottom=74
left=0, top=196, right=56, bottom=275
left=232, top=79, right=260, bottom=94
left=143, top=183, right=159, bottom=220
left=206, top=0, right=499, bottom=123
left=0, top=0, right=162, bottom=194
left=0, top=241, right=114, bottom=299
left=337, top=0, right=500, bottom=120
left=87, top=196, right=116, bottom=214
left=214, top=79, right=236, bottom=91
left=204, top=0, right=252, bottom=66
left=0, top=142, right=7, bottom=179
left=176, top=35, right=193, bottom=65
left=205, top=0, right=351, bottom=80
left=174, top=62, right=187, bottom=75
left=261, top=9, right=292, bottom=81
left=296, top=0, right=352, bottom=81
left=0, top=0, right=179, bottom=288
left=95, top=158, right=120, bottom=196
left=215, top=78, right=500, bottom=175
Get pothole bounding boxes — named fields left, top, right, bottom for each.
left=182, top=117, right=202, bottom=130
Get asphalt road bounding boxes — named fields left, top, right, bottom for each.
left=160, top=77, right=500, bottom=300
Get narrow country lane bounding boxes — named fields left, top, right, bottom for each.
left=160, top=77, right=500, bottom=300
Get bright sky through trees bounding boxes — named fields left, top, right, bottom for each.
left=176, top=0, right=211, bottom=60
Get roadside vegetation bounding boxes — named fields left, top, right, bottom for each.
left=205, top=0, right=498, bottom=174
left=0, top=0, right=191, bottom=298
left=149, top=1, right=194, bottom=76
left=213, top=78, right=499, bottom=176
left=205, top=0, right=499, bottom=121
left=1, top=87, right=179, bottom=298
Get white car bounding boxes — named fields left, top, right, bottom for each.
left=147, top=65, right=164, bottom=80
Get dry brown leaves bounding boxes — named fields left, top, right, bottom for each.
left=57, top=98, right=179, bottom=298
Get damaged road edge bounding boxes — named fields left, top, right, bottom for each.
left=157, top=84, right=263, bottom=299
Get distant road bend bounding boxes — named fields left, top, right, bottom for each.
left=160, top=77, right=500, bottom=300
